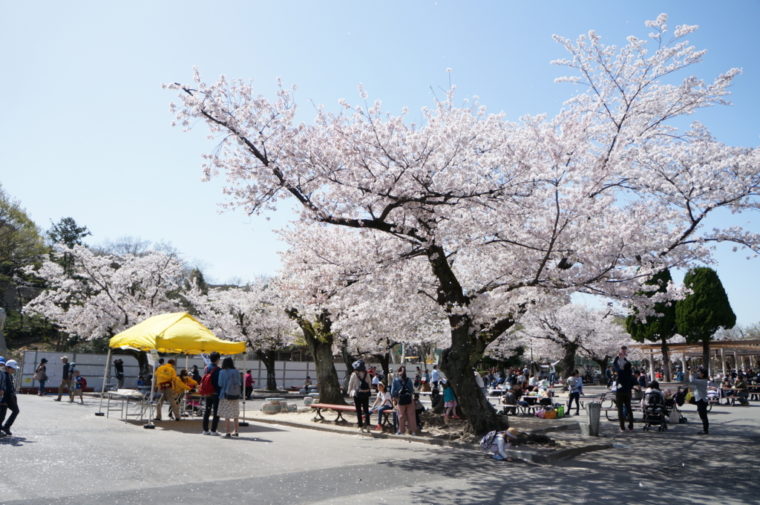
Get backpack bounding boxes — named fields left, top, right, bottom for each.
left=78, top=376, right=87, bottom=389
left=398, top=380, right=412, bottom=405
left=199, top=367, right=217, bottom=396
left=480, top=430, right=498, bottom=452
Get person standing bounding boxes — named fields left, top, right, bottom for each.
left=391, top=366, right=417, bottom=435
left=0, top=359, right=20, bottom=436
left=613, top=346, right=635, bottom=432
left=35, top=358, right=48, bottom=396
left=566, top=370, right=583, bottom=416
left=442, top=381, right=459, bottom=424
left=430, top=365, right=441, bottom=390
left=244, top=369, right=254, bottom=400
left=113, top=358, right=125, bottom=389
left=217, top=357, right=241, bottom=438
left=347, top=360, right=372, bottom=432
left=202, top=352, right=222, bottom=435
left=55, top=356, right=72, bottom=401
left=690, top=368, right=710, bottom=434
left=154, top=359, right=180, bottom=422
left=69, top=370, right=86, bottom=404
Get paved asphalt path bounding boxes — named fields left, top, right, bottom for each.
left=2, top=392, right=759, bottom=504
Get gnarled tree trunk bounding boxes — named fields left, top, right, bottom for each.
left=561, top=342, right=578, bottom=379
left=440, top=314, right=507, bottom=435
left=287, top=308, right=345, bottom=405
left=373, top=352, right=391, bottom=384
left=256, top=348, right=278, bottom=391
left=339, top=338, right=355, bottom=392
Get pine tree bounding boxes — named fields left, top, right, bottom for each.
left=675, top=267, right=736, bottom=374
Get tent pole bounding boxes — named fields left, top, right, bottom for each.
left=239, top=353, right=249, bottom=427
left=145, top=359, right=158, bottom=429
left=95, top=348, right=112, bottom=416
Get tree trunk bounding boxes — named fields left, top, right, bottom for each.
left=0, top=307, right=7, bottom=354
left=256, top=349, right=278, bottom=391
left=702, top=338, right=711, bottom=376
left=339, top=339, right=355, bottom=391
left=373, top=352, right=391, bottom=384
left=560, top=342, right=578, bottom=379
left=115, top=349, right=149, bottom=378
left=591, top=357, right=608, bottom=383
left=287, top=309, right=345, bottom=405
left=440, top=315, right=507, bottom=435
left=660, top=337, right=672, bottom=382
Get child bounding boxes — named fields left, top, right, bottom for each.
left=70, top=370, right=86, bottom=404
left=369, top=382, right=394, bottom=430
left=480, top=428, right=519, bottom=461
left=413, top=392, right=426, bottom=431
left=442, top=381, right=459, bottom=423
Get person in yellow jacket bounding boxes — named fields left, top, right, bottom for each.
left=154, top=359, right=180, bottom=421
left=173, top=369, right=198, bottom=418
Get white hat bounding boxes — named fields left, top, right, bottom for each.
left=5, top=359, right=18, bottom=370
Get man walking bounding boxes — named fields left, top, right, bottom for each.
left=0, top=359, right=20, bottom=436
left=55, top=356, right=72, bottom=401
left=613, top=346, right=635, bottom=432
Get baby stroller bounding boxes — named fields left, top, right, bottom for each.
left=642, top=390, right=668, bottom=432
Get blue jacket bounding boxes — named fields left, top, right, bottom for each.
left=217, top=369, right=241, bottom=400
left=391, top=376, right=414, bottom=399
left=1, top=371, right=15, bottom=401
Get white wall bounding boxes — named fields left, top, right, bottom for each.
left=20, top=350, right=361, bottom=391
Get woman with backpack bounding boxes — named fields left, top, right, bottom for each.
left=217, top=357, right=242, bottom=438
left=391, top=365, right=417, bottom=436
left=347, top=360, right=372, bottom=432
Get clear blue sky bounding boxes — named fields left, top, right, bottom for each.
left=1, top=1, right=758, bottom=324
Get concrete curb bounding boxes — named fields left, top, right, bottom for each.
left=245, top=415, right=613, bottom=463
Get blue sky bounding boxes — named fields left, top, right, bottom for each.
left=1, top=1, right=758, bottom=324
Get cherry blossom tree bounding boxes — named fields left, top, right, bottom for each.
left=24, top=245, right=186, bottom=373
left=169, top=15, right=760, bottom=433
left=184, top=279, right=297, bottom=390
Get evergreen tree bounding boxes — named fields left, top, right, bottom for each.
left=626, top=269, right=677, bottom=381
left=675, top=267, right=736, bottom=374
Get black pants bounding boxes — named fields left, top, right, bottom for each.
left=203, top=395, right=220, bottom=432
left=696, top=399, right=709, bottom=433
left=245, top=386, right=253, bottom=399
left=567, top=391, right=580, bottom=414
left=354, top=393, right=370, bottom=427
left=0, top=395, right=19, bottom=430
left=616, top=389, right=634, bottom=430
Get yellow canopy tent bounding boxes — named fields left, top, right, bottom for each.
left=96, top=312, right=246, bottom=423
left=108, top=312, right=246, bottom=355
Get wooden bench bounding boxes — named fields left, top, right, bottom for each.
left=310, top=403, right=356, bottom=423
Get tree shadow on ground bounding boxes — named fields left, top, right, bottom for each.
left=380, top=419, right=759, bottom=505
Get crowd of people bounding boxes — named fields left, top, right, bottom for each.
left=5, top=346, right=758, bottom=443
